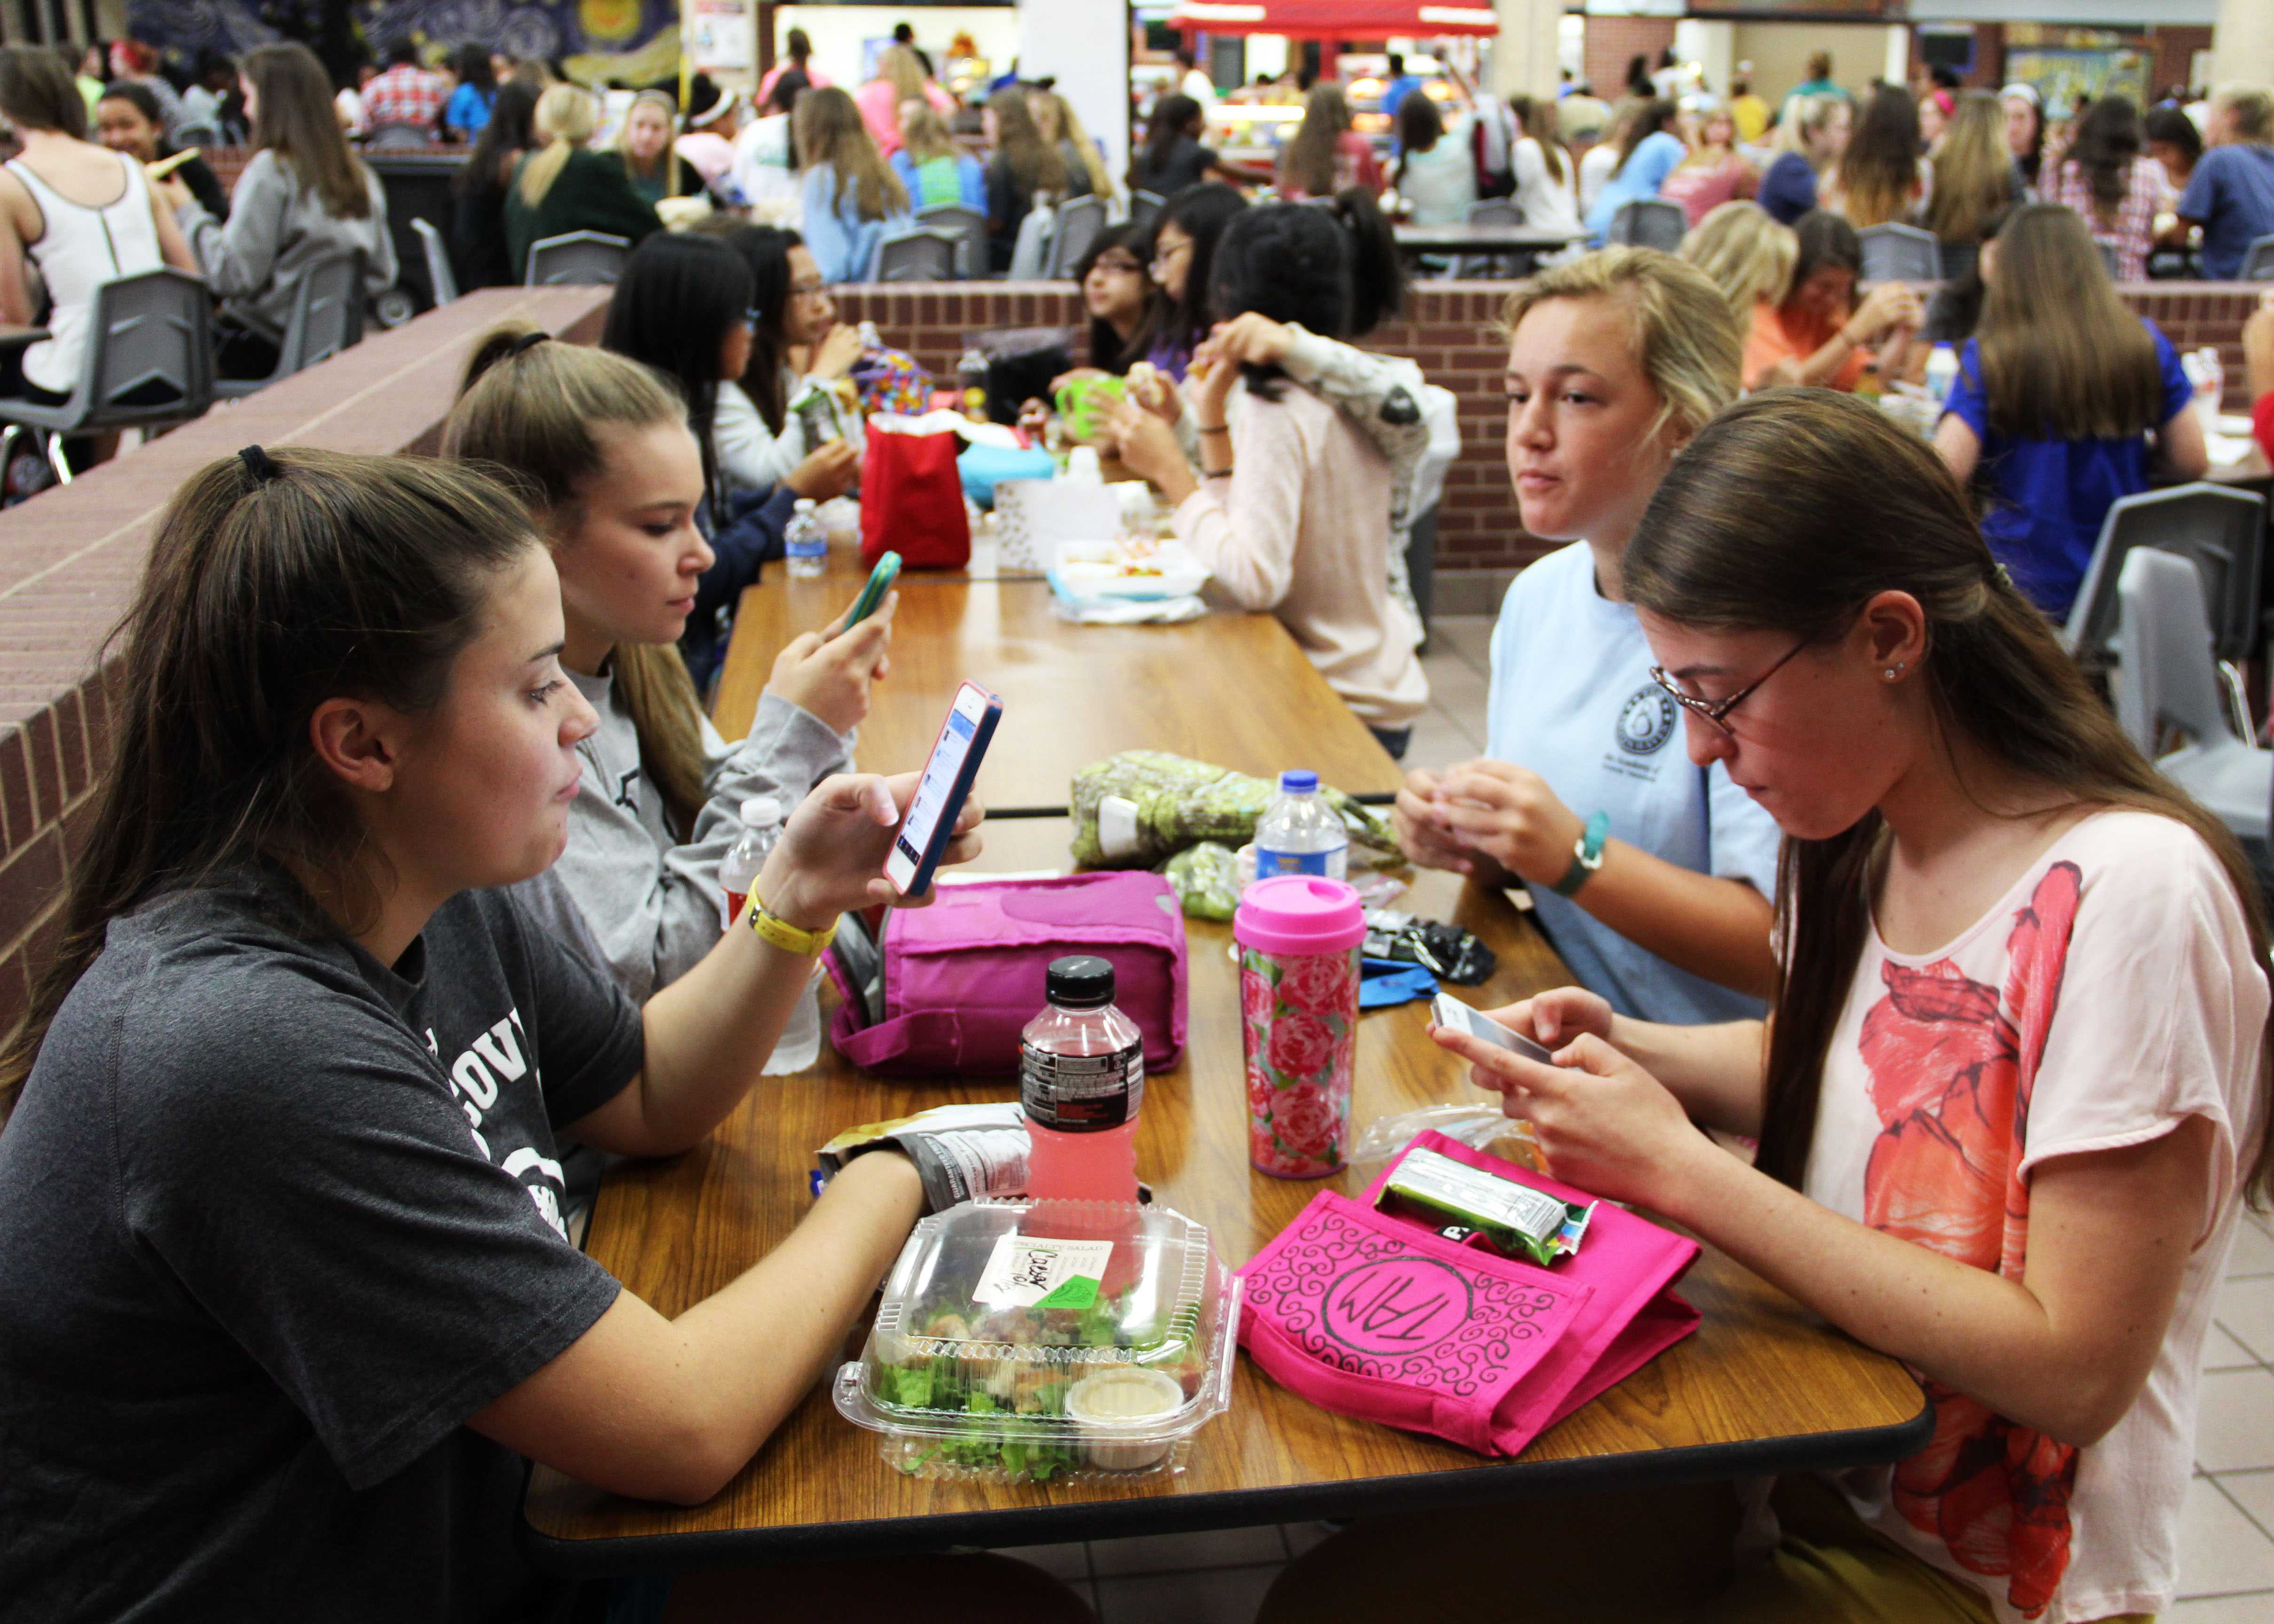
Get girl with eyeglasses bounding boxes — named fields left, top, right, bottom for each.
left=1269, top=388, right=2269, bottom=1624
left=1392, top=248, right=1782, bottom=1026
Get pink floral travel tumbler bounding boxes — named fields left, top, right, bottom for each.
left=1235, top=874, right=1365, bottom=1178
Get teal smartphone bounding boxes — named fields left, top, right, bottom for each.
left=844, top=552, right=901, bottom=627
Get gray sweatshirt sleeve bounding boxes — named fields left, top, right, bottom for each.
left=179, top=150, right=287, bottom=304
left=556, top=692, right=852, bottom=1003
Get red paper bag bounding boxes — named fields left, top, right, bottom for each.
left=861, top=421, right=970, bottom=569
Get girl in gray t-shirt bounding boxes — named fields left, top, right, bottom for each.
left=0, top=446, right=984, bottom=1620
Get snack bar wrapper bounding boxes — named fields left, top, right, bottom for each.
left=817, top=1101, right=1030, bottom=1210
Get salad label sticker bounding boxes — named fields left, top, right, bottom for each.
left=974, top=1234, right=1115, bottom=1311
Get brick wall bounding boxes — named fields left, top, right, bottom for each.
left=0, top=288, right=612, bottom=1115
left=834, top=278, right=2258, bottom=579
left=1582, top=16, right=1677, bottom=103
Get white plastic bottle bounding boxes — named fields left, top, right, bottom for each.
left=1925, top=343, right=1958, bottom=407
left=717, top=796, right=823, bottom=1074
left=1253, top=770, right=1349, bottom=881
left=785, top=498, right=826, bottom=580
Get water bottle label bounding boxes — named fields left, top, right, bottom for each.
left=1019, top=1040, right=1143, bottom=1131
left=1255, top=847, right=1333, bottom=878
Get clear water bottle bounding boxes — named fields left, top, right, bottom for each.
left=1254, top=770, right=1349, bottom=881
left=717, top=796, right=823, bottom=1074
left=1020, top=956, right=1142, bottom=1204
left=785, top=498, right=826, bottom=580
left=1925, top=343, right=1958, bottom=407
left=957, top=344, right=989, bottom=422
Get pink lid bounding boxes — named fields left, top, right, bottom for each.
left=1234, top=875, right=1365, bottom=956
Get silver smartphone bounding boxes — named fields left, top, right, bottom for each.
left=1430, top=993, right=1555, bottom=1065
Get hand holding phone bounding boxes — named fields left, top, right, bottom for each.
left=1431, top=993, right=1555, bottom=1066
left=845, top=552, right=900, bottom=627
left=885, top=681, right=1001, bottom=896
left=765, top=593, right=893, bottom=735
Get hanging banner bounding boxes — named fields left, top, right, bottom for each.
left=125, top=0, right=682, bottom=85
left=1165, top=0, right=1498, bottom=39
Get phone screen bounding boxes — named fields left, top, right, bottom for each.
left=889, top=684, right=988, bottom=884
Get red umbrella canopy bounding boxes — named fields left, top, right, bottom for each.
left=1166, top=1, right=1498, bottom=39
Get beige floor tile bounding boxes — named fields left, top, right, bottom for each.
left=1404, top=708, right=1477, bottom=775
left=2227, top=1217, right=2274, bottom=1280
left=1420, top=659, right=1490, bottom=743
left=2198, top=1369, right=2274, bottom=1472
left=2206, top=1322, right=2263, bottom=1373
left=993, top=1540, right=1092, bottom=1584
left=1428, top=614, right=1495, bottom=674
left=1088, top=1524, right=1288, bottom=1576
left=2219, top=1468, right=2274, bottom=1538
left=2168, top=1591, right=2274, bottom=1620
left=2180, top=1476, right=2274, bottom=1596
left=2218, top=1278, right=2274, bottom=1363
left=1093, top=1562, right=1283, bottom=1624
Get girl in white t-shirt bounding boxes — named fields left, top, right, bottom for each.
left=1265, top=389, right=2271, bottom=1624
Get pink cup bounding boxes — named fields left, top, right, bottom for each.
left=1234, top=875, right=1365, bottom=1178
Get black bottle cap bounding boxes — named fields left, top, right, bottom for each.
left=1046, top=955, right=1116, bottom=1010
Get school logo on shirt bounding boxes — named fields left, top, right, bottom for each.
left=1615, top=687, right=1677, bottom=757
left=439, top=1006, right=570, bottom=1241
left=613, top=767, right=640, bottom=812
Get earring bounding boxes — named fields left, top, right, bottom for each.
left=1884, top=665, right=1903, bottom=680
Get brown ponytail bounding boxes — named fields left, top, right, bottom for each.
left=442, top=321, right=712, bottom=837
left=2, top=449, right=537, bottom=1096
left=1623, top=389, right=2274, bottom=1207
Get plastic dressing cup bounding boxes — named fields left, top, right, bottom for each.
left=1233, top=876, right=1366, bottom=1178
left=1066, top=1367, right=1185, bottom=1470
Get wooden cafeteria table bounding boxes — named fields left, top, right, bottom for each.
left=525, top=820, right=1929, bottom=1573
left=711, top=562, right=1410, bottom=812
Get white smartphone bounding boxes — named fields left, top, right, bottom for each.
left=1431, top=993, right=1554, bottom=1065
left=883, top=681, right=1002, bottom=896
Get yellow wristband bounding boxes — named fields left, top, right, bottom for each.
left=747, top=891, right=838, bottom=957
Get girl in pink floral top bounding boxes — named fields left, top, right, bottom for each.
left=1261, top=390, right=2270, bottom=1624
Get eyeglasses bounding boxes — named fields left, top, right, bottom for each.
left=788, top=281, right=828, bottom=300
left=1648, top=638, right=1809, bottom=737
left=1090, top=256, right=1145, bottom=276
left=1148, top=238, right=1191, bottom=279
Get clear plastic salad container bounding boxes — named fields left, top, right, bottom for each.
left=833, top=1199, right=1241, bottom=1482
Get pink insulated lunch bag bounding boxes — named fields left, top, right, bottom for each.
left=824, top=872, right=1189, bottom=1077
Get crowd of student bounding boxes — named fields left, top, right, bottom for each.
left=4, top=24, right=2274, bottom=1624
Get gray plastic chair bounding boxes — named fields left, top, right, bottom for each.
left=213, top=250, right=366, bottom=400
left=1005, top=204, right=1054, bottom=280
left=1606, top=198, right=1685, bottom=251
left=1046, top=194, right=1107, bottom=280
left=1858, top=222, right=1940, bottom=282
left=525, top=230, right=632, bottom=286
left=2064, top=482, right=2266, bottom=742
left=0, top=268, right=212, bottom=488
left=915, top=203, right=985, bottom=280
left=2113, top=547, right=2270, bottom=846
left=412, top=217, right=458, bottom=306
left=2243, top=234, right=2274, bottom=281
left=1128, top=190, right=1166, bottom=237
left=1448, top=197, right=1522, bottom=278
left=872, top=228, right=957, bottom=283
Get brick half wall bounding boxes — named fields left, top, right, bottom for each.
left=831, top=278, right=2256, bottom=581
